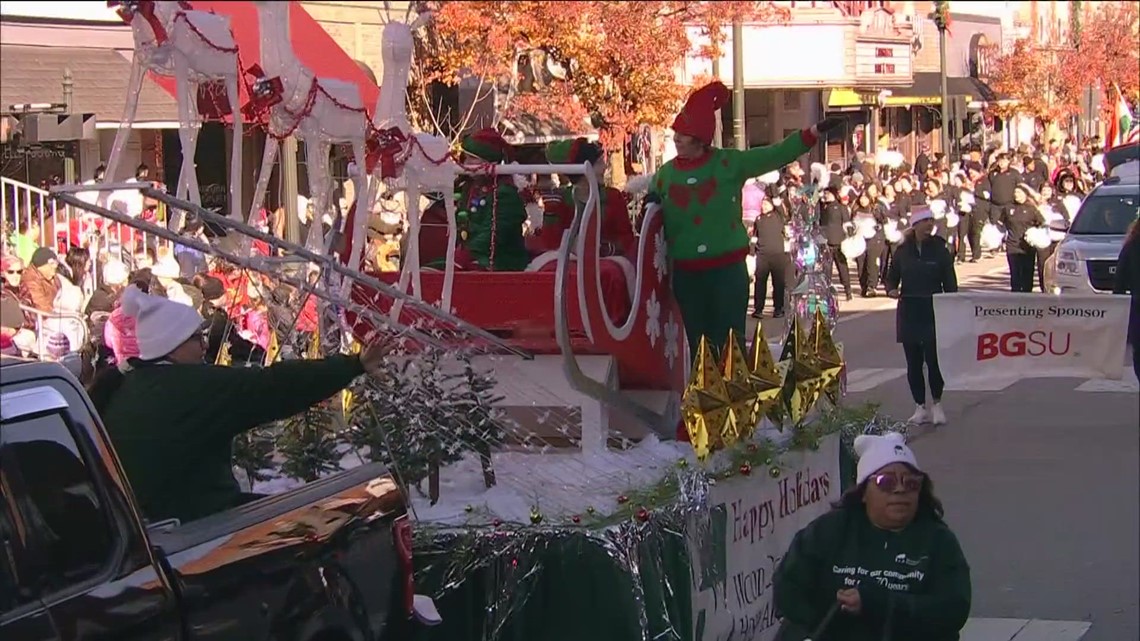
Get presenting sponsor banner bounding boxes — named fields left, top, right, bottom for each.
left=934, top=292, right=1131, bottom=390
left=689, top=434, right=840, bottom=641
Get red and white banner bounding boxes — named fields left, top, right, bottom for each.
left=934, top=293, right=1132, bottom=390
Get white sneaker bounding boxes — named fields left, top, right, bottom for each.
left=930, top=402, right=947, bottom=425
left=907, top=404, right=931, bottom=425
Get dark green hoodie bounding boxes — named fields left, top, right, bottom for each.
left=773, top=507, right=971, bottom=641
left=102, top=355, right=364, bottom=524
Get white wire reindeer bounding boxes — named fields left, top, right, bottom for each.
left=367, top=3, right=462, bottom=319
left=104, top=1, right=244, bottom=223
left=248, top=0, right=372, bottom=255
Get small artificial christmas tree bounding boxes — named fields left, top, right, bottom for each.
left=232, top=427, right=276, bottom=489
left=278, top=403, right=344, bottom=482
left=451, top=356, right=506, bottom=488
left=348, top=347, right=507, bottom=503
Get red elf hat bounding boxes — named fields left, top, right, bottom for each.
left=672, top=81, right=732, bottom=145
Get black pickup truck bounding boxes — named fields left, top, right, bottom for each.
left=0, top=356, right=435, bottom=640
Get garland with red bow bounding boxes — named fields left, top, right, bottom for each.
left=108, top=0, right=168, bottom=45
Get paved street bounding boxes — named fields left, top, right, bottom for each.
left=749, top=254, right=1139, bottom=640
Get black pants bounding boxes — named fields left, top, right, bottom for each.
left=902, top=340, right=944, bottom=405
left=753, top=251, right=790, bottom=315
left=1006, top=252, right=1036, bottom=292
left=1036, top=242, right=1058, bottom=293
left=881, top=243, right=896, bottom=286
left=957, top=215, right=982, bottom=261
left=856, top=239, right=885, bottom=294
left=827, top=244, right=852, bottom=295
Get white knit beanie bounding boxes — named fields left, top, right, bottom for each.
left=118, top=285, right=204, bottom=361
left=854, top=432, right=920, bottom=485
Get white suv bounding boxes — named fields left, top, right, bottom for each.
left=1052, top=177, right=1139, bottom=294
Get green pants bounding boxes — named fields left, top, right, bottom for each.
left=671, top=260, right=749, bottom=361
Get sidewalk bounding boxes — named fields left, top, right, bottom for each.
left=963, top=617, right=1090, bottom=641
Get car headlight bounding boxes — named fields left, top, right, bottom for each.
left=1053, top=252, right=1080, bottom=274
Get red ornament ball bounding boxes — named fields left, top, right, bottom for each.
left=617, top=494, right=629, bottom=505
left=739, top=463, right=752, bottom=476
left=571, top=514, right=582, bottom=524
left=635, top=507, right=650, bottom=522
left=747, top=443, right=759, bottom=453
left=492, top=518, right=503, bottom=527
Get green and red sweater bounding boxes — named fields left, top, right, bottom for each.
left=651, top=129, right=816, bottom=270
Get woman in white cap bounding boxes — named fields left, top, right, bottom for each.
left=88, top=286, right=391, bottom=525
left=885, top=208, right=958, bottom=426
left=773, top=433, right=971, bottom=640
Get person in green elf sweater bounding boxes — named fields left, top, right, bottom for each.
left=648, top=81, right=841, bottom=354
left=773, top=433, right=971, bottom=640
left=90, top=285, right=391, bottom=524
left=456, top=128, right=530, bottom=271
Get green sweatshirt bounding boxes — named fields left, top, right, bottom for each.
left=461, top=181, right=530, bottom=271
left=102, top=355, right=364, bottom=524
left=650, top=130, right=814, bottom=270
left=773, top=507, right=971, bottom=641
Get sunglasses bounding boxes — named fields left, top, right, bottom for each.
left=870, top=472, right=924, bottom=494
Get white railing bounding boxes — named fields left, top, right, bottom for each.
left=18, top=303, right=89, bottom=361
left=2, top=176, right=170, bottom=263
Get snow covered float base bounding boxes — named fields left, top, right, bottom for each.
left=243, top=403, right=898, bottom=641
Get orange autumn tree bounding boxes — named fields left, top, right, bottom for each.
left=1061, top=0, right=1140, bottom=109
left=410, top=1, right=786, bottom=149
left=988, top=38, right=1077, bottom=124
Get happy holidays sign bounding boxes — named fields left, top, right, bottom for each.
left=688, top=434, right=840, bottom=641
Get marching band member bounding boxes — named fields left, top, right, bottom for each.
left=1035, top=182, right=1070, bottom=293
left=645, top=80, right=838, bottom=355
left=955, top=172, right=983, bottom=263
left=998, top=184, right=1046, bottom=293
left=851, top=192, right=887, bottom=298
left=750, top=189, right=791, bottom=319
left=820, top=186, right=854, bottom=302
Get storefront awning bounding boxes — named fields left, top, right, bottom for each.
left=146, top=2, right=380, bottom=123
left=0, top=44, right=179, bottom=125
left=827, top=73, right=999, bottom=110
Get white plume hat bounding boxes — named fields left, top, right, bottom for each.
left=854, top=432, right=920, bottom=485
left=119, top=285, right=204, bottom=361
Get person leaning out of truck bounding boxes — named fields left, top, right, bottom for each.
left=771, top=433, right=971, bottom=641
left=88, top=285, right=391, bottom=525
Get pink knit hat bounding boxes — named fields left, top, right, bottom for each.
left=106, top=305, right=141, bottom=366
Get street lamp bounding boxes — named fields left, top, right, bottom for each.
left=932, top=0, right=951, bottom=159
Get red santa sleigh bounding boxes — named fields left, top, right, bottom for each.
left=337, top=164, right=686, bottom=423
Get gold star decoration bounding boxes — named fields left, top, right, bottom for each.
left=747, top=320, right=789, bottom=430
left=720, top=329, right=759, bottom=445
left=778, top=317, right=824, bottom=426
left=681, top=337, right=730, bottom=460
left=808, top=309, right=845, bottom=405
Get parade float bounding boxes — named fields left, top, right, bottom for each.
left=49, top=2, right=908, bottom=640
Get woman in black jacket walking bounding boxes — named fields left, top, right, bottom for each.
left=1114, top=219, right=1140, bottom=383
left=886, top=208, right=958, bottom=426
left=998, top=184, right=1046, bottom=293
left=820, top=186, right=853, bottom=301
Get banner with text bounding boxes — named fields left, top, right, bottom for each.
left=689, top=434, right=840, bottom=641
left=933, top=292, right=1131, bottom=390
